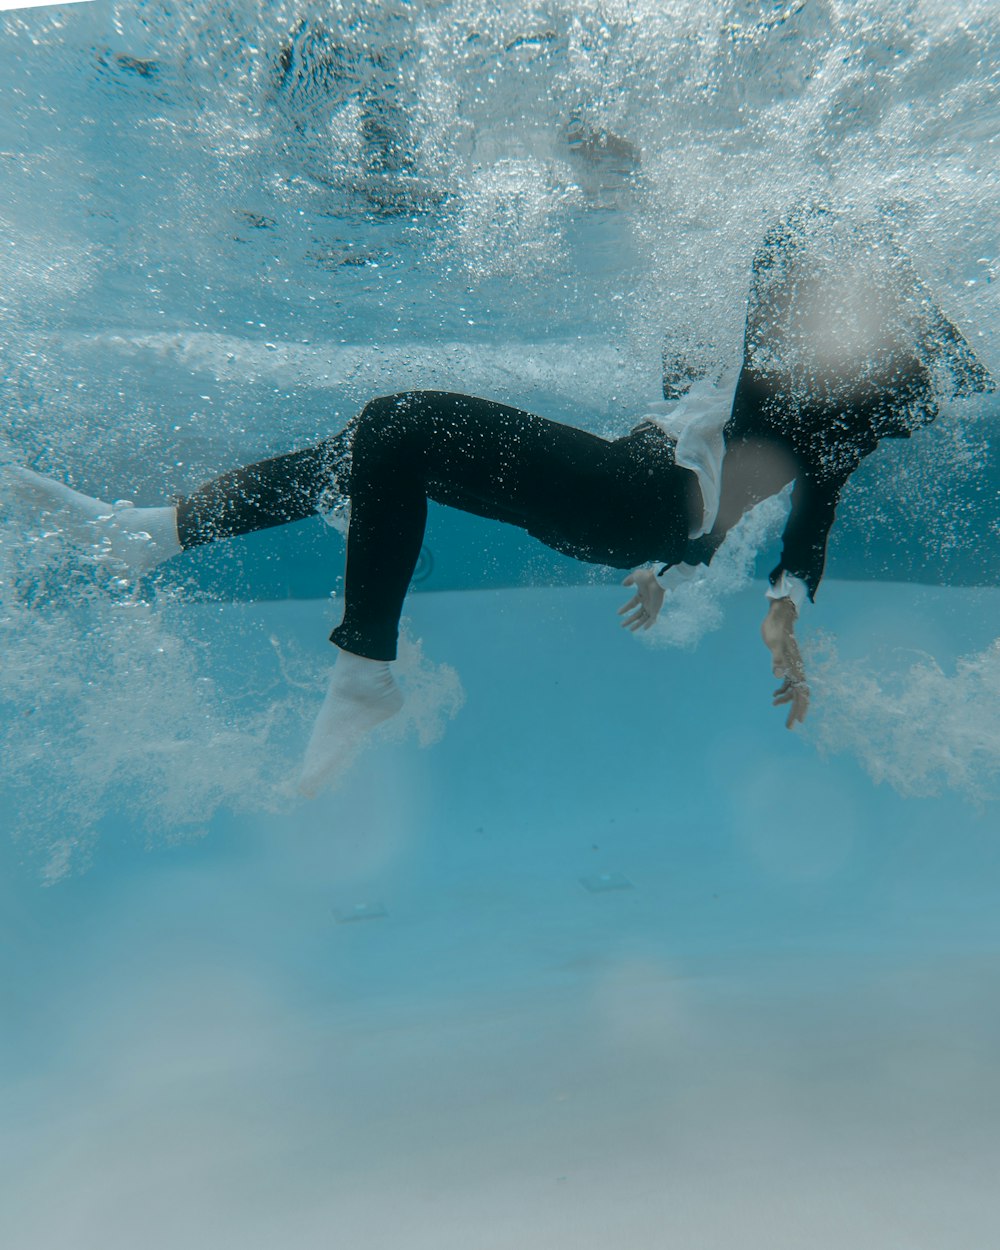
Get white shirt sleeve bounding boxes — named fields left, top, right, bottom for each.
left=765, top=571, right=809, bottom=612
left=653, top=562, right=703, bottom=591
left=642, top=377, right=734, bottom=540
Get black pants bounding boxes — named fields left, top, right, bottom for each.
left=177, top=391, right=698, bottom=660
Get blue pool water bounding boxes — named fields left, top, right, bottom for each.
left=4, top=583, right=1000, bottom=1248
left=2, top=2, right=1000, bottom=1246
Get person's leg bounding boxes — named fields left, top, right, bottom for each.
left=175, top=430, right=353, bottom=547
left=8, top=429, right=354, bottom=577
left=12, top=395, right=693, bottom=793
left=328, top=390, right=692, bottom=661
left=299, top=390, right=694, bottom=796
left=12, top=395, right=685, bottom=644
left=9, top=466, right=183, bottom=574
left=8, top=427, right=385, bottom=796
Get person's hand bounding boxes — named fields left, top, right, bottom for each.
left=618, top=568, right=665, bottom=632
left=761, top=597, right=809, bottom=728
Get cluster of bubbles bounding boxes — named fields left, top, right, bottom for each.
left=0, top=485, right=297, bottom=879
left=840, top=401, right=997, bottom=580
left=3, top=1, right=996, bottom=347
left=643, top=489, right=791, bottom=650
left=0, top=450, right=464, bottom=881
left=807, top=632, right=1000, bottom=801
left=1, top=0, right=999, bottom=867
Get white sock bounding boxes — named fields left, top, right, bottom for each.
left=297, top=649, right=404, bottom=798
left=9, top=465, right=181, bottom=575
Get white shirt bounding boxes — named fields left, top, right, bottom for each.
left=640, top=379, right=808, bottom=611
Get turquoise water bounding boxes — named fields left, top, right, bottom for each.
left=2, top=3, right=1000, bottom=1246
left=4, top=585, right=1000, bottom=1247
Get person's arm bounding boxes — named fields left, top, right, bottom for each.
left=761, top=595, right=808, bottom=728
left=759, top=466, right=848, bottom=726
left=771, top=466, right=846, bottom=603
left=617, top=562, right=704, bottom=630
left=618, top=566, right=666, bottom=631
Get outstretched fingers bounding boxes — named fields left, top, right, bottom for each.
left=622, top=609, right=652, bottom=631
left=772, top=677, right=809, bottom=728
left=618, top=584, right=651, bottom=630
left=618, top=571, right=664, bottom=632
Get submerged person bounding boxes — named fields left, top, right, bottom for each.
left=11, top=207, right=994, bottom=795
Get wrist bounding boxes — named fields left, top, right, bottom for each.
left=768, top=596, right=798, bottom=624
left=766, top=572, right=808, bottom=613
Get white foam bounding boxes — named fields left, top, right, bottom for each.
left=807, top=632, right=1000, bottom=801
left=643, top=489, right=791, bottom=649
left=390, top=624, right=467, bottom=749
left=66, top=330, right=648, bottom=414
left=444, top=157, right=584, bottom=281
left=0, top=490, right=312, bottom=876
left=0, top=476, right=468, bottom=874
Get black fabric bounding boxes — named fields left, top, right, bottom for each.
left=176, top=434, right=352, bottom=547
left=177, top=391, right=697, bottom=661
left=683, top=208, right=995, bottom=600
left=175, top=209, right=995, bottom=656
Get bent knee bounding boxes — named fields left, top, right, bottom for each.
left=357, top=391, right=436, bottom=440
left=352, top=392, right=437, bottom=466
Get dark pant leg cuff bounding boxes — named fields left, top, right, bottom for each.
left=328, top=622, right=398, bottom=662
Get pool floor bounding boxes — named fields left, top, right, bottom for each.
left=3, top=581, right=999, bottom=1248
